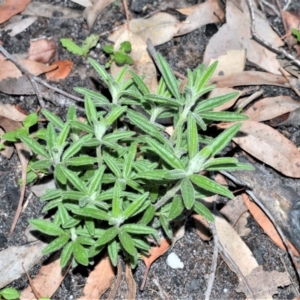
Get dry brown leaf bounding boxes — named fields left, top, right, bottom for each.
left=226, top=0, right=283, bottom=74
left=78, top=255, right=115, bottom=299
left=0, top=103, right=27, bottom=121
left=212, top=71, right=289, bottom=88
left=175, top=0, right=224, bottom=37
left=204, top=24, right=243, bottom=66
left=0, top=58, right=57, bottom=81
left=125, top=263, right=136, bottom=300
left=209, top=50, right=246, bottom=82
left=243, top=193, right=300, bottom=257
left=235, top=266, right=291, bottom=299
left=3, top=16, right=37, bottom=37
left=22, top=2, right=81, bottom=19
left=192, top=214, right=211, bottom=241
left=215, top=213, right=258, bottom=277
left=0, top=241, right=47, bottom=288
left=109, top=13, right=180, bottom=46
left=232, top=120, right=300, bottom=178
left=0, top=0, right=31, bottom=24
left=208, top=87, right=242, bottom=112
left=69, top=0, right=92, bottom=7
left=45, top=60, right=74, bottom=81
left=110, top=29, right=157, bottom=93
left=244, top=96, right=300, bottom=122
left=220, top=195, right=251, bottom=237
left=27, top=38, right=57, bottom=63
left=83, top=0, right=114, bottom=29
left=141, top=238, right=170, bottom=290
left=20, top=253, right=68, bottom=300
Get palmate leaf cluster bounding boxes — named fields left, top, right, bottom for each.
left=19, top=55, right=252, bottom=268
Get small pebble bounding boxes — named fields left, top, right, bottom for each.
left=166, top=252, right=184, bottom=269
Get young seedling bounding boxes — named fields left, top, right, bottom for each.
left=0, top=287, right=20, bottom=300
left=8, top=53, right=253, bottom=269
left=102, top=41, right=133, bottom=68
left=60, top=34, right=100, bottom=57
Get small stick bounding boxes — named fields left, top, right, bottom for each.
left=123, top=0, right=130, bottom=32
left=0, top=45, right=45, bottom=107
left=245, top=0, right=300, bottom=68
left=204, top=196, right=219, bottom=300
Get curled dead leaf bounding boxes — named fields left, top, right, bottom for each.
left=45, top=60, right=74, bottom=81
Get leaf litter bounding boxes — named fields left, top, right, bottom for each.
left=0, top=0, right=300, bottom=298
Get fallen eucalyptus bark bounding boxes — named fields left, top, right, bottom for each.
left=221, top=156, right=300, bottom=253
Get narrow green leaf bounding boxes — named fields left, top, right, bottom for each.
left=81, top=33, right=99, bottom=56
left=95, top=227, right=118, bottom=246
left=193, top=201, right=214, bottom=222
left=157, top=53, right=181, bottom=101
left=144, top=94, right=181, bottom=107
left=40, top=189, right=62, bottom=201
left=105, top=105, right=127, bottom=126
left=190, top=174, right=234, bottom=199
left=112, top=181, right=122, bottom=218
left=108, top=240, right=119, bottom=267
left=71, top=207, right=109, bottom=221
left=88, top=57, right=110, bottom=86
left=168, top=195, right=184, bottom=220
left=201, top=157, right=238, bottom=170
left=146, top=137, right=184, bottom=169
left=73, top=242, right=89, bottom=266
left=74, top=87, right=110, bottom=105
left=132, top=238, right=151, bottom=252
left=85, top=218, right=95, bottom=236
left=103, top=131, right=136, bottom=141
left=121, top=224, right=157, bottom=235
left=210, top=123, right=242, bottom=157
left=192, top=112, right=207, bottom=131
left=61, top=167, right=87, bottom=193
left=46, top=122, right=56, bottom=151
left=103, top=154, right=122, bottom=178
left=187, top=114, right=198, bottom=159
left=29, top=219, right=64, bottom=236
left=181, top=178, right=195, bottom=209
left=60, top=241, right=74, bottom=268
left=159, top=215, right=173, bottom=239
left=62, top=138, right=85, bottom=160
left=85, top=95, right=98, bottom=125
left=62, top=217, right=81, bottom=229
left=88, top=165, right=105, bottom=195
left=43, top=234, right=70, bottom=255
left=118, top=230, right=136, bottom=256
left=60, top=38, right=83, bottom=55
left=140, top=205, right=155, bottom=225
left=134, top=170, right=166, bottom=180
left=41, top=108, right=64, bottom=129
left=65, top=156, right=97, bottom=166
left=123, top=142, right=137, bottom=179
left=128, top=70, right=150, bottom=94
left=58, top=203, right=70, bottom=225
left=205, top=162, right=255, bottom=171
left=62, top=191, right=85, bottom=200
left=194, top=92, right=239, bottom=113
left=67, top=105, right=76, bottom=122
left=126, top=109, right=166, bottom=143
left=70, top=120, right=94, bottom=134
left=123, top=192, right=149, bottom=220
left=57, top=123, right=70, bottom=147
left=196, top=61, right=217, bottom=92
left=30, top=159, right=52, bottom=170
left=19, top=135, right=49, bottom=158
left=163, top=169, right=187, bottom=180
left=199, top=111, right=249, bottom=122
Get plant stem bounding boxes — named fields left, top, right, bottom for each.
left=154, top=181, right=181, bottom=210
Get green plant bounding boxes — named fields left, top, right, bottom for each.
left=102, top=41, right=133, bottom=68
left=60, top=34, right=100, bottom=57
left=0, top=287, right=20, bottom=300
left=14, top=55, right=252, bottom=269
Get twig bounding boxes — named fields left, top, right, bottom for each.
left=0, top=44, right=85, bottom=107
left=123, top=0, right=130, bottom=32
left=204, top=196, right=219, bottom=300
left=0, top=45, right=46, bottom=107
left=245, top=0, right=300, bottom=68
left=106, top=257, right=122, bottom=300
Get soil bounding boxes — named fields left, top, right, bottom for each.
left=0, top=0, right=300, bottom=299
